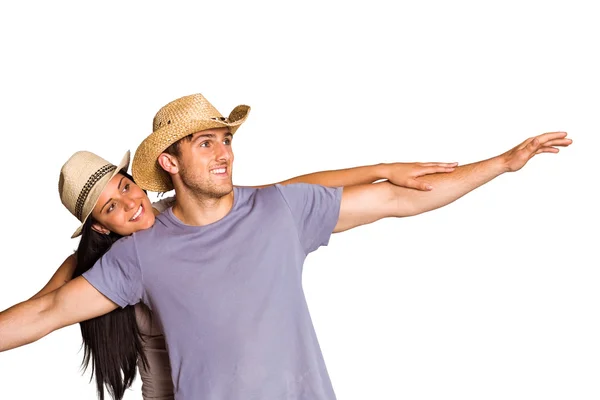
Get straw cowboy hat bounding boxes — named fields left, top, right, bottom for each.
left=132, top=93, right=250, bottom=192
left=59, top=150, right=130, bottom=238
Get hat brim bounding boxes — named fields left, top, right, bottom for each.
left=132, top=105, right=250, bottom=193
left=71, top=150, right=131, bottom=238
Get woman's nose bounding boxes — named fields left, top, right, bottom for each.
left=124, top=196, right=136, bottom=211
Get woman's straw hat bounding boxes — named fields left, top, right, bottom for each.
left=58, top=150, right=130, bottom=238
left=132, top=93, right=250, bottom=192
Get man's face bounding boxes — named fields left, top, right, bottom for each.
left=176, top=127, right=235, bottom=198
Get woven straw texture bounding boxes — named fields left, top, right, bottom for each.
left=132, top=94, right=250, bottom=192
left=58, top=151, right=130, bottom=238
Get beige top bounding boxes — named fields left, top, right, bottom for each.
left=134, top=303, right=174, bottom=400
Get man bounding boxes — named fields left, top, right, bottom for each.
left=0, top=93, right=572, bottom=399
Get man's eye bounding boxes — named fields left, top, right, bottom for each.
left=224, top=138, right=232, bottom=145
left=200, top=141, right=209, bottom=148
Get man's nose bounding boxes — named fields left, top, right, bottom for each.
left=215, top=142, right=232, bottom=161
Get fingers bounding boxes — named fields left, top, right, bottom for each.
left=524, top=132, right=570, bottom=157
left=517, top=132, right=569, bottom=151
left=534, top=131, right=569, bottom=144
left=417, top=165, right=457, bottom=176
left=407, top=179, right=433, bottom=191
left=407, top=165, right=457, bottom=190
left=419, top=162, right=459, bottom=167
left=541, top=138, right=572, bottom=147
left=533, top=147, right=560, bottom=155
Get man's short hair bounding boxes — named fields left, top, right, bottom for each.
left=164, top=134, right=193, bottom=157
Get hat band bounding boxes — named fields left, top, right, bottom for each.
left=75, top=164, right=117, bottom=220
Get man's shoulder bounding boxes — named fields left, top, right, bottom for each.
left=236, top=184, right=315, bottom=202
left=242, top=183, right=324, bottom=195
left=235, top=184, right=279, bottom=199
left=272, top=183, right=337, bottom=198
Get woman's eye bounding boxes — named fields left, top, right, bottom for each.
left=107, top=204, right=115, bottom=213
left=123, top=183, right=130, bottom=192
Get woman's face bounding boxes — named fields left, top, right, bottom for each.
left=90, top=173, right=155, bottom=236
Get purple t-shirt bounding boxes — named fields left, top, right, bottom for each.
left=83, top=184, right=343, bottom=400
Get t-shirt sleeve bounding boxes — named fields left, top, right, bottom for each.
left=275, top=183, right=343, bottom=254
left=152, top=195, right=175, bottom=213
left=82, top=235, right=144, bottom=308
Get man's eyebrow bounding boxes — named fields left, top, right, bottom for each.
left=192, top=133, right=216, bottom=142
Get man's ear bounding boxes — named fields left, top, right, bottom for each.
left=157, top=153, right=179, bottom=175
left=91, top=222, right=111, bottom=235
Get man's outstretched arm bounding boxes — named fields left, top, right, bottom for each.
left=0, top=277, right=118, bottom=352
left=334, top=131, right=572, bottom=232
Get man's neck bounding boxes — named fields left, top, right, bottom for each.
left=171, top=190, right=235, bottom=226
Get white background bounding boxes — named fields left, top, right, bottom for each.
left=0, top=1, right=597, bottom=399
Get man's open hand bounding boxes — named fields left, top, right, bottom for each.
left=500, top=131, right=572, bottom=172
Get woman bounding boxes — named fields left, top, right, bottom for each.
left=33, top=149, right=456, bottom=400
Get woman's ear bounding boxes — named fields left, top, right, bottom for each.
left=91, top=222, right=111, bottom=235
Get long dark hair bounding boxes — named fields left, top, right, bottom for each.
left=71, top=171, right=147, bottom=400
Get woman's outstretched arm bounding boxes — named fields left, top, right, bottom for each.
left=29, top=254, right=77, bottom=300
left=248, top=161, right=457, bottom=190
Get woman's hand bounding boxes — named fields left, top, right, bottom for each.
left=382, top=162, right=458, bottom=190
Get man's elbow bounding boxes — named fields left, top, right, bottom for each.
left=0, top=295, right=58, bottom=352
left=31, top=294, right=63, bottom=340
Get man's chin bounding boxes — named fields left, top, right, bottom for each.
left=211, top=183, right=234, bottom=198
